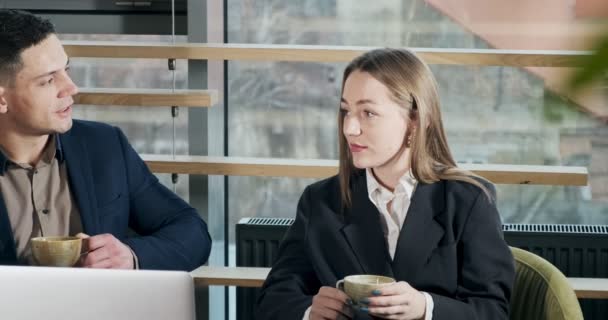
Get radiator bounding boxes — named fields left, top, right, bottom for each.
left=503, top=223, right=608, bottom=319
left=236, top=218, right=608, bottom=320
left=235, top=217, right=294, bottom=320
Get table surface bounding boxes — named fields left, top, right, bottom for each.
left=191, top=266, right=269, bottom=288
left=568, top=277, right=608, bottom=299
left=190, top=266, right=608, bottom=299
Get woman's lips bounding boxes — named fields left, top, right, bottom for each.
left=349, top=143, right=367, bottom=152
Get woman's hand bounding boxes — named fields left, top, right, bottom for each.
left=361, top=281, right=426, bottom=320
left=310, top=286, right=354, bottom=320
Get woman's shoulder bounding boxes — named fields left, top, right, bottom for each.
left=304, top=171, right=365, bottom=196
left=304, top=175, right=350, bottom=210
left=304, top=174, right=341, bottom=196
left=440, top=176, right=496, bottom=202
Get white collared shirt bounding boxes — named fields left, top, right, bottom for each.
left=365, top=168, right=417, bottom=259
left=366, top=169, right=433, bottom=320
left=303, top=170, right=434, bottom=320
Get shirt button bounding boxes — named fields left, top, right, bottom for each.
left=42, top=209, right=49, bottom=214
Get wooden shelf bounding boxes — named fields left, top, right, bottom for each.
left=190, top=266, right=608, bottom=299
left=74, top=88, right=218, bottom=107
left=142, top=155, right=588, bottom=186
left=457, top=163, right=588, bottom=186
left=144, top=156, right=337, bottom=179
left=63, top=41, right=589, bottom=67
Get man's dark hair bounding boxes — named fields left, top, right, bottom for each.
left=0, top=9, right=55, bottom=85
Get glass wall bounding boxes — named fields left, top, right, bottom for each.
left=61, top=34, right=192, bottom=197
left=226, top=0, right=608, bottom=255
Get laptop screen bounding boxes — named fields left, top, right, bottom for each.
left=0, top=266, right=195, bottom=320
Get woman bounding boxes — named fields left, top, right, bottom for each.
left=255, top=49, right=514, bottom=320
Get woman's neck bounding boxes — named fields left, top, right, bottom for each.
left=372, top=149, right=412, bottom=192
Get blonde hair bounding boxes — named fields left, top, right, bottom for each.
left=338, top=48, right=492, bottom=208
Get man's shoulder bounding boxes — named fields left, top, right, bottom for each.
left=60, top=120, right=124, bottom=150
left=68, top=119, right=117, bottom=135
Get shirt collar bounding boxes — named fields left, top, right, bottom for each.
left=366, top=168, right=418, bottom=204
left=0, top=150, right=8, bottom=175
left=0, top=134, right=64, bottom=175
left=55, top=133, right=65, bottom=162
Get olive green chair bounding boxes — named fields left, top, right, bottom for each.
left=510, top=247, right=584, bottom=320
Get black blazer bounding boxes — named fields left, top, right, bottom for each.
left=0, top=120, right=211, bottom=271
left=255, top=172, right=514, bottom=320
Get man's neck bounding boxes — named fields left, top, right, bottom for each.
left=0, top=132, right=50, bottom=166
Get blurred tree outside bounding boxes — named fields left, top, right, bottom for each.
left=570, top=28, right=608, bottom=92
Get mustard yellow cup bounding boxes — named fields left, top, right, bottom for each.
left=30, top=236, right=82, bottom=267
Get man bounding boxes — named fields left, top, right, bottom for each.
left=0, top=9, right=211, bottom=271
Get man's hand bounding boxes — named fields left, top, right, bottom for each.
left=310, top=286, right=354, bottom=320
left=76, top=233, right=134, bottom=269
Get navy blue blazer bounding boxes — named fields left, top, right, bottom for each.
left=256, top=172, right=514, bottom=320
left=0, top=120, right=211, bottom=271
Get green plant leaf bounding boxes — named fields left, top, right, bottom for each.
left=569, top=32, right=608, bottom=91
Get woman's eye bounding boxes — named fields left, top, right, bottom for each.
left=364, top=111, right=376, bottom=117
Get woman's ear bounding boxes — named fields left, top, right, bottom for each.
left=0, top=87, right=8, bottom=114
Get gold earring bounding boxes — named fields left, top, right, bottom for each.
left=407, top=128, right=416, bottom=148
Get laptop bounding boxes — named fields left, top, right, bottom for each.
left=0, top=266, right=196, bottom=320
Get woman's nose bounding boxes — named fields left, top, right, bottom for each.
left=343, top=117, right=361, bottom=136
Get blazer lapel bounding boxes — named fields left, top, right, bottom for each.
left=59, top=131, right=99, bottom=235
left=391, top=181, right=445, bottom=282
left=340, top=174, right=393, bottom=277
left=0, top=193, right=17, bottom=264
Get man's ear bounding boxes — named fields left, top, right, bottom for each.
left=0, top=86, right=7, bottom=114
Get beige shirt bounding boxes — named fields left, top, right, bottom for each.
left=0, top=135, right=83, bottom=265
